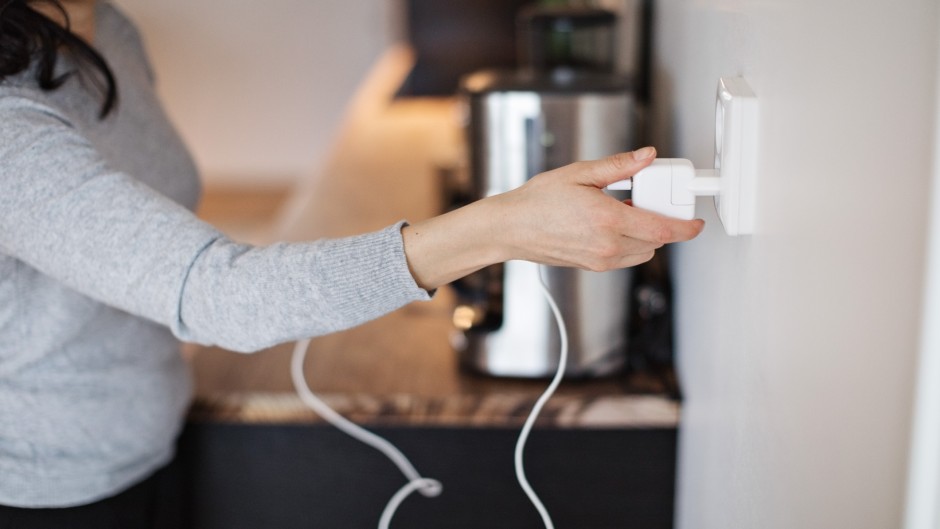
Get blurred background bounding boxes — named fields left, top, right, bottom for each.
left=112, top=0, right=644, bottom=190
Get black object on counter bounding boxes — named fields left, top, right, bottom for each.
left=517, top=6, right=618, bottom=74
left=398, top=0, right=531, bottom=96
left=627, top=249, right=681, bottom=399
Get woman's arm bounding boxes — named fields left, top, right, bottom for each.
left=402, top=147, right=705, bottom=290
left=0, top=95, right=701, bottom=351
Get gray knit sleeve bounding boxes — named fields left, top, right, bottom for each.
left=0, top=94, right=431, bottom=352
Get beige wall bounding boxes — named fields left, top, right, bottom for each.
left=112, top=0, right=398, bottom=188
left=649, top=1, right=939, bottom=528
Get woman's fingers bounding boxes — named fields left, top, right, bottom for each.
left=573, top=208, right=703, bottom=272
left=616, top=206, right=705, bottom=245
left=567, top=147, right=657, bottom=189
left=613, top=250, right=657, bottom=269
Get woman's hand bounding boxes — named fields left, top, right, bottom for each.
left=402, top=147, right=705, bottom=291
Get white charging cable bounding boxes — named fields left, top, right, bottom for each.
left=514, top=263, right=568, bottom=529
left=290, top=339, right=442, bottom=529
left=290, top=262, right=567, bottom=529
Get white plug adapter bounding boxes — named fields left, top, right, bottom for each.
left=607, top=158, right=720, bottom=220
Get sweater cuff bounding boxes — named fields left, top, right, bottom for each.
left=312, top=220, right=432, bottom=325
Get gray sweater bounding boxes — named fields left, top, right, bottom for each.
left=0, top=4, right=429, bottom=507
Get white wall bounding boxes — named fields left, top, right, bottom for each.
left=650, top=1, right=939, bottom=528
left=904, top=8, right=940, bottom=527
left=111, top=0, right=398, bottom=188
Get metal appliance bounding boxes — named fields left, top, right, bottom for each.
left=453, top=7, right=637, bottom=378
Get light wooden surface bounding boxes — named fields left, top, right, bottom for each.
left=189, top=47, right=678, bottom=428
left=196, top=186, right=289, bottom=245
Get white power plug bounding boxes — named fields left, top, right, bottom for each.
left=607, top=158, right=720, bottom=220
left=608, top=77, right=758, bottom=235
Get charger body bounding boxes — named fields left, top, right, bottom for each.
left=607, top=158, right=698, bottom=220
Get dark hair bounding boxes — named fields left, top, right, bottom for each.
left=0, top=0, right=117, bottom=117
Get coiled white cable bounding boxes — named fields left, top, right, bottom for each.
left=290, top=339, right=442, bottom=529
left=290, top=262, right=567, bottom=529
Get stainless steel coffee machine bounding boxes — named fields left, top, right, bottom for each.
left=453, top=7, right=637, bottom=378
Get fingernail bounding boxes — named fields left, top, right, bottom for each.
left=635, top=146, right=656, bottom=160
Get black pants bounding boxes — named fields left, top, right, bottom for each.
left=0, top=458, right=185, bottom=529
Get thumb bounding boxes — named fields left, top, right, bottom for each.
left=572, top=147, right=657, bottom=188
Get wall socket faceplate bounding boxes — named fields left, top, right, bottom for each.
left=714, top=77, right=758, bottom=236
left=606, top=77, right=758, bottom=235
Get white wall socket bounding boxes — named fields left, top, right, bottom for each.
left=605, top=77, right=758, bottom=235
left=714, top=77, right=758, bottom=236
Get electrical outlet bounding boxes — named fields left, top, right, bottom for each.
left=714, top=77, right=758, bottom=236
left=606, top=77, right=757, bottom=236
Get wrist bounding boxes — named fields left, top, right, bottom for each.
left=401, top=198, right=509, bottom=291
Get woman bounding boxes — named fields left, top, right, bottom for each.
left=0, top=0, right=704, bottom=526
